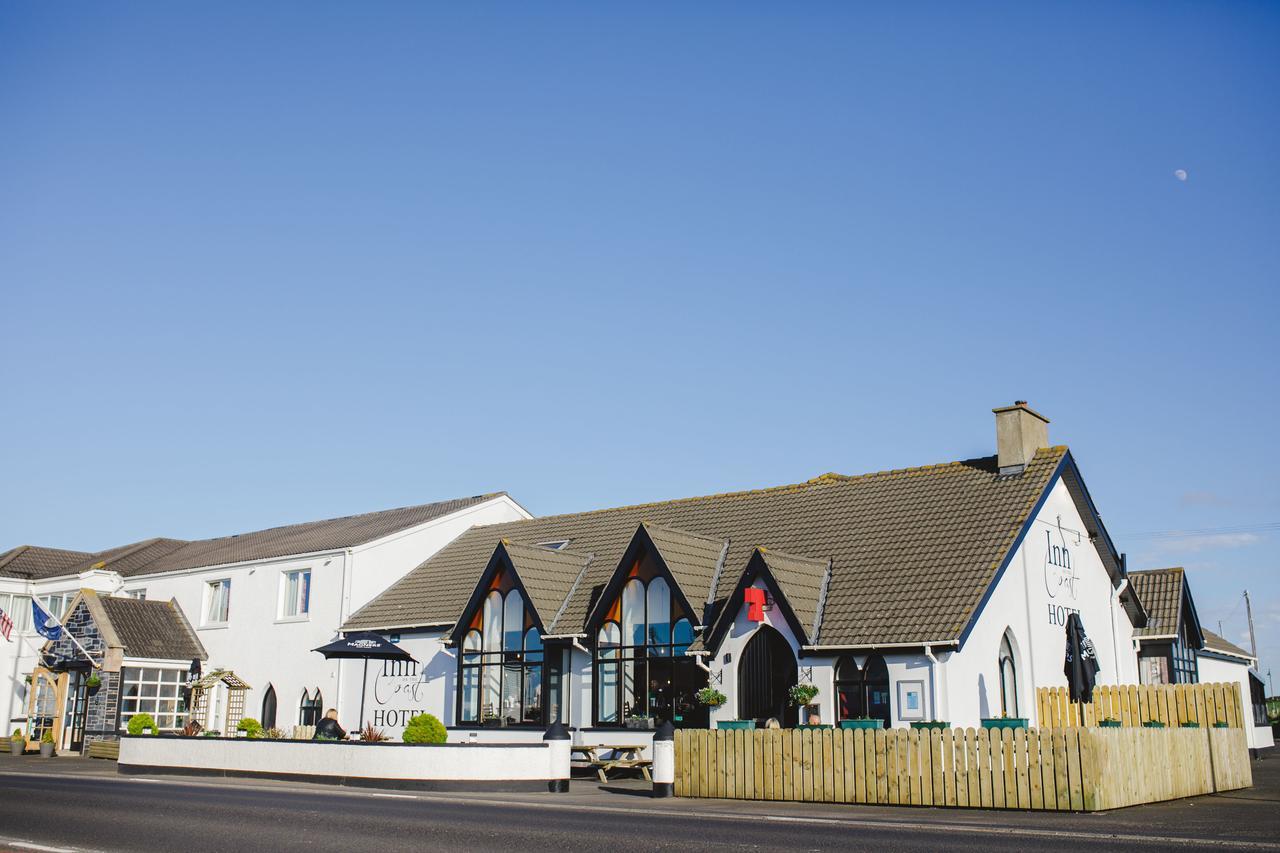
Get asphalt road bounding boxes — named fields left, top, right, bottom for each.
left=1, top=765, right=1277, bottom=853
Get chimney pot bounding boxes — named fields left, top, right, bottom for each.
left=992, top=401, right=1050, bottom=475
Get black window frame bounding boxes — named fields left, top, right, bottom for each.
left=456, top=588, right=546, bottom=727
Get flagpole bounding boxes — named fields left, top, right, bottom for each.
left=34, top=600, right=101, bottom=669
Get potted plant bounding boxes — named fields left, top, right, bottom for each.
left=981, top=714, right=1028, bottom=730
left=1212, top=721, right=1230, bottom=729
left=624, top=715, right=654, bottom=730
left=1180, top=721, right=1200, bottom=728
left=9, top=729, right=24, bottom=756
left=1099, top=717, right=1122, bottom=728
left=85, top=673, right=102, bottom=692
left=236, top=718, right=262, bottom=739
left=39, top=730, right=55, bottom=758
left=696, top=687, right=726, bottom=708
left=1142, top=719, right=1165, bottom=728
left=910, top=721, right=949, bottom=731
left=839, top=717, right=884, bottom=730
left=359, top=723, right=387, bottom=743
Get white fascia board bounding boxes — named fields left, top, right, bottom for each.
left=350, top=621, right=454, bottom=633
left=121, top=657, right=194, bottom=668
left=2, top=569, right=120, bottom=591
left=348, top=495, right=532, bottom=556
left=801, top=640, right=958, bottom=651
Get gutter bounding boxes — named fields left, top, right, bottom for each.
left=801, top=640, right=957, bottom=652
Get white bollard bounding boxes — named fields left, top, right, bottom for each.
left=652, top=721, right=675, bottom=797
left=544, top=722, right=571, bottom=793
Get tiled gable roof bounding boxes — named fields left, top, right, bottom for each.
left=1128, top=568, right=1185, bottom=638
left=97, top=595, right=207, bottom=661
left=1200, top=628, right=1253, bottom=661
left=2, top=495, right=505, bottom=580
left=757, top=547, right=829, bottom=641
left=497, top=541, right=595, bottom=633
left=345, top=448, right=1071, bottom=647
left=0, top=545, right=94, bottom=580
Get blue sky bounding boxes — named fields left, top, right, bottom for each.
left=2, top=3, right=1277, bottom=680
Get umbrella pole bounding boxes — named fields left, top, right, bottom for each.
left=359, top=658, right=368, bottom=734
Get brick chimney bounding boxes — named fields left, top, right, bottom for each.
left=992, top=401, right=1049, bottom=475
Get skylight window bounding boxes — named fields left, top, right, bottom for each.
left=537, top=540, right=571, bottom=551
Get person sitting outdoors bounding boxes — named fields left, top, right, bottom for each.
left=313, top=709, right=347, bottom=741
left=765, top=717, right=781, bottom=729
left=807, top=709, right=822, bottom=725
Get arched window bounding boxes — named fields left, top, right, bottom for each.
left=261, top=684, right=277, bottom=730
left=299, top=688, right=322, bottom=727
left=592, top=567, right=707, bottom=729
left=864, top=655, right=891, bottom=727
left=835, top=656, right=864, bottom=721
left=456, top=585, right=543, bottom=726
left=999, top=633, right=1019, bottom=717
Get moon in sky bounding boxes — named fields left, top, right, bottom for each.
left=1174, top=169, right=1188, bottom=182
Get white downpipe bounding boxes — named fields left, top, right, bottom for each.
left=924, top=645, right=939, bottom=722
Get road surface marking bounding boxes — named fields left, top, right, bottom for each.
left=0, top=839, right=97, bottom=853
left=369, top=792, right=416, bottom=799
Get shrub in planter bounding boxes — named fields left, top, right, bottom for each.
left=359, top=723, right=388, bottom=743
left=263, top=727, right=287, bottom=740
left=624, top=715, right=654, bottom=730
left=236, top=718, right=263, bottom=739
left=127, top=713, right=157, bottom=736
left=696, top=687, right=727, bottom=708
left=401, top=713, right=446, bottom=744
left=789, top=683, right=819, bottom=707
left=10, top=729, right=24, bottom=756
left=40, top=730, right=55, bottom=757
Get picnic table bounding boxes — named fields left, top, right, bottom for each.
left=571, top=743, right=652, bottom=783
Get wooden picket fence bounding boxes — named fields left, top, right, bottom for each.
left=674, top=725, right=1251, bottom=811
left=1037, top=681, right=1245, bottom=729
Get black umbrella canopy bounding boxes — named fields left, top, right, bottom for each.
left=313, top=632, right=414, bottom=661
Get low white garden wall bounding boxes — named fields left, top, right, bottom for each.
left=119, top=735, right=562, bottom=791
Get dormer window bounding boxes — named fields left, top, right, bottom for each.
left=592, top=565, right=703, bottom=729
left=458, top=582, right=543, bottom=726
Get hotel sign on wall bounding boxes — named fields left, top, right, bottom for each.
left=1043, top=526, right=1081, bottom=627
left=370, top=659, right=427, bottom=730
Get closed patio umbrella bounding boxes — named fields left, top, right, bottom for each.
left=313, top=632, right=415, bottom=732
left=1063, top=612, right=1101, bottom=720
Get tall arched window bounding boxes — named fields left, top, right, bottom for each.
left=592, top=566, right=706, bottom=728
left=261, top=684, right=277, bottom=730
left=835, top=655, right=891, bottom=727
left=998, top=633, right=1019, bottom=717
left=299, top=688, right=322, bottom=727
left=457, top=585, right=542, bottom=726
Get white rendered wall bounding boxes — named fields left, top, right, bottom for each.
left=1197, top=655, right=1274, bottom=751
left=119, top=734, right=555, bottom=782
left=340, top=630, right=454, bottom=738
left=943, top=478, right=1140, bottom=728
left=347, top=496, right=531, bottom=616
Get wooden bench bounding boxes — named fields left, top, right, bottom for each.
left=87, top=740, right=120, bottom=761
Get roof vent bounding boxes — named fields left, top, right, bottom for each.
left=992, top=401, right=1050, bottom=475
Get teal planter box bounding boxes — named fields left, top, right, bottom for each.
left=1142, top=721, right=1166, bottom=728
left=910, top=721, right=949, bottom=731
left=839, top=719, right=884, bottom=731
left=1098, top=720, right=1123, bottom=728
left=981, top=718, right=1028, bottom=731
left=717, top=720, right=756, bottom=731
left=796, top=724, right=833, bottom=730
left=1213, top=722, right=1230, bottom=729
left=1180, top=722, right=1200, bottom=729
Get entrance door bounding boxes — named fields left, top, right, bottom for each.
left=737, top=626, right=798, bottom=726
left=63, top=670, right=89, bottom=752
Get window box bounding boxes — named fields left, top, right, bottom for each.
left=981, top=718, right=1028, bottom=730
left=910, top=721, right=949, bottom=731
left=1212, top=721, right=1230, bottom=729
left=624, top=716, right=654, bottom=730
left=796, top=724, right=832, bottom=730
left=839, top=718, right=884, bottom=730
left=1141, top=720, right=1166, bottom=728
left=717, top=720, right=756, bottom=731
left=1179, top=721, right=1200, bottom=729
left=1099, top=719, right=1123, bottom=728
